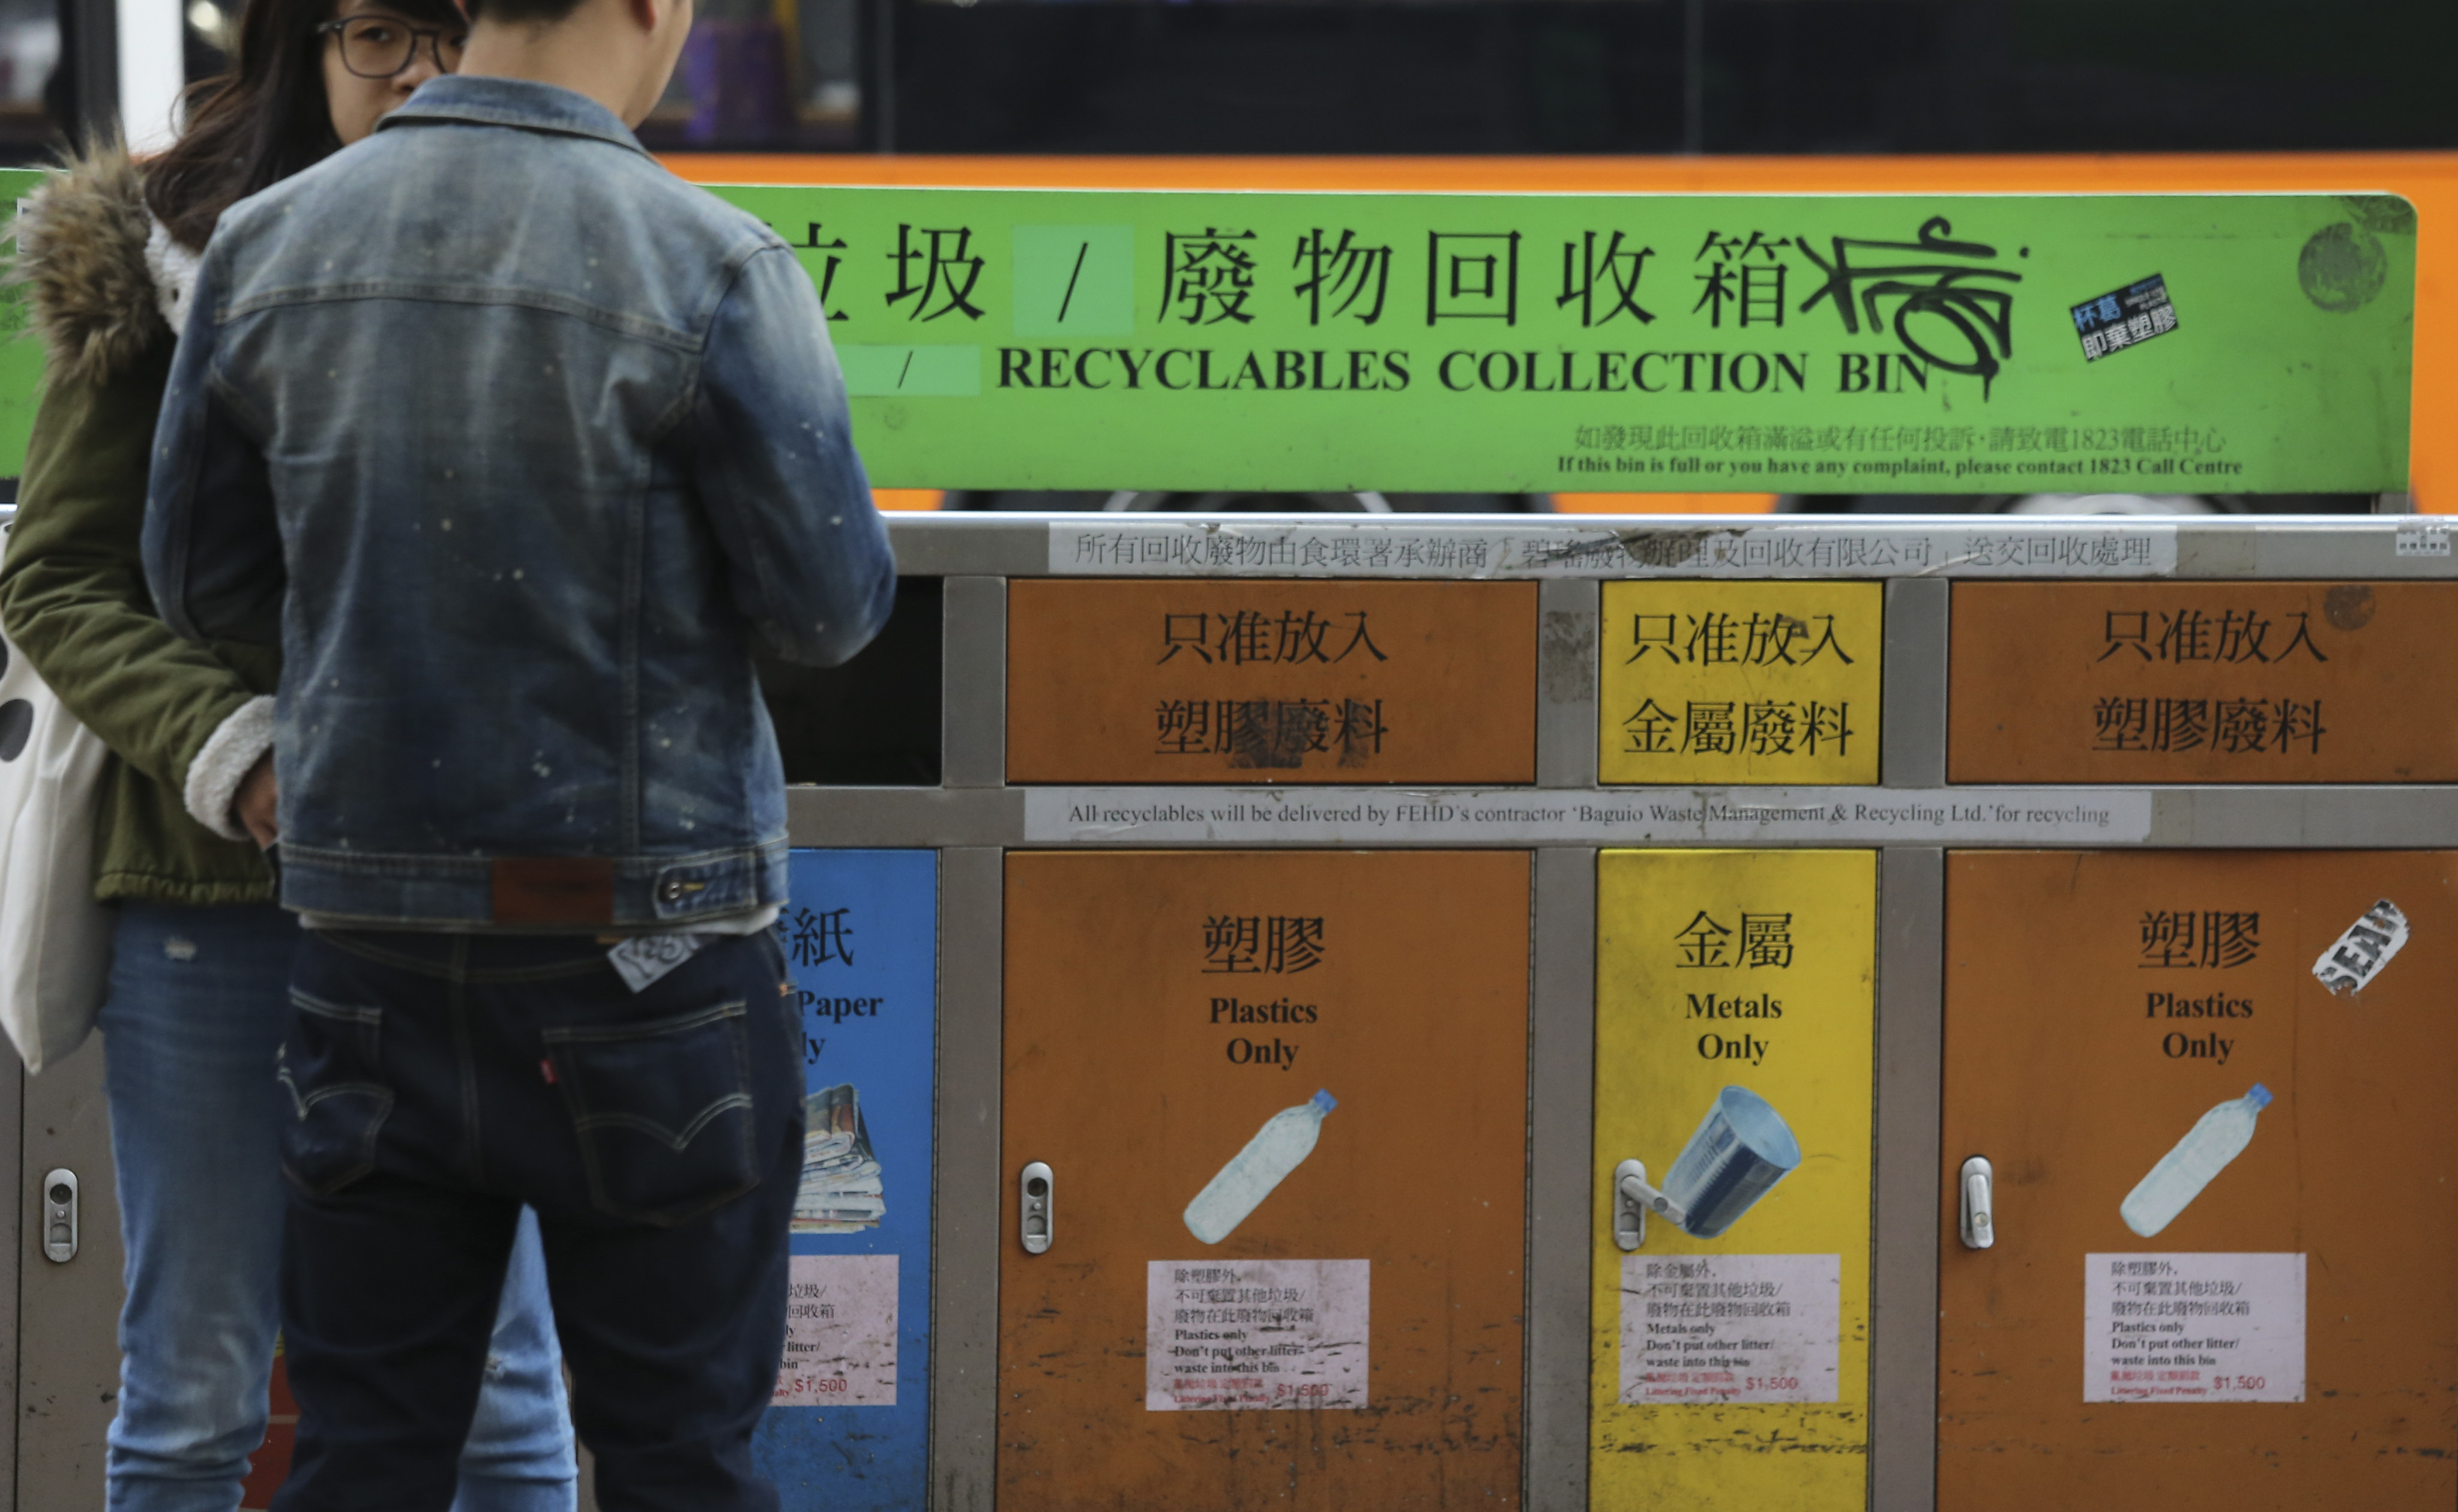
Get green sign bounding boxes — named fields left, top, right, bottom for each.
left=0, top=168, right=52, bottom=479
left=711, top=185, right=2414, bottom=494
left=0, top=175, right=2412, bottom=496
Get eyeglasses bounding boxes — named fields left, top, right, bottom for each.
left=316, top=16, right=466, bottom=79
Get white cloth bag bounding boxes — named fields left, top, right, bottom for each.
left=0, top=522, right=112, bottom=1072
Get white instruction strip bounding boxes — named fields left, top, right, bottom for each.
left=1146, top=1259, right=1369, bottom=1411
left=2312, top=899, right=2409, bottom=995
left=2085, top=1251, right=2304, bottom=1403
left=1028, top=788, right=2152, bottom=846
left=773, top=1254, right=899, bottom=1406
left=1052, top=520, right=2179, bottom=579
left=1619, top=1253, right=1842, bottom=1406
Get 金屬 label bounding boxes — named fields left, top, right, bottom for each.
left=1598, top=581, right=1882, bottom=786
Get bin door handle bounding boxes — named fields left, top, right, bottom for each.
left=1020, top=1161, right=1053, bottom=1254
left=1959, top=1156, right=1995, bottom=1250
left=1612, top=1159, right=1690, bottom=1251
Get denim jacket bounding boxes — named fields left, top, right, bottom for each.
left=142, top=77, right=896, bottom=932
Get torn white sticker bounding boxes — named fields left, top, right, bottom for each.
left=1146, top=1259, right=1368, bottom=1411
left=2394, top=521, right=2449, bottom=558
left=1619, top=1253, right=1841, bottom=1405
left=606, top=932, right=709, bottom=993
left=2085, top=1252, right=2304, bottom=1403
left=772, top=1253, right=897, bottom=1406
left=2312, top=899, right=2409, bottom=995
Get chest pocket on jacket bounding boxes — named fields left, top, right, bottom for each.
left=543, top=1000, right=759, bottom=1226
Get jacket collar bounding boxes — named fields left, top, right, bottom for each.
left=375, top=75, right=650, bottom=158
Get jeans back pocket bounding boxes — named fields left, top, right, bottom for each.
left=279, top=991, right=395, bottom=1197
left=543, top=1001, right=759, bottom=1227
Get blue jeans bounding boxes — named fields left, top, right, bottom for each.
left=271, top=929, right=802, bottom=1512
left=99, top=903, right=576, bottom=1512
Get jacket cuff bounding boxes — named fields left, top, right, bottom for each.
left=184, top=696, right=274, bottom=843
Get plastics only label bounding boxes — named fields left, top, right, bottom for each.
left=2083, top=1252, right=2305, bottom=1403
left=1146, top=1259, right=1369, bottom=1411
left=705, top=185, right=2414, bottom=494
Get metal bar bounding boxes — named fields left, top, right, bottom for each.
left=1882, top=579, right=1949, bottom=790
left=883, top=514, right=2458, bottom=583
left=1536, top=579, right=1600, bottom=791
left=931, top=848, right=1002, bottom=1512
left=788, top=788, right=1022, bottom=849
left=2147, top=786, right=2458, bottom=846
left=1523, top=848, right=1597, bottom=1512
left=14, top=1038, right=120, bottom=1510
left=0, top=1061, right=19, bottom=1512
left=941, top=577, right=1007, bottom=789
left=1870, top=846, right=1945, bottom=1512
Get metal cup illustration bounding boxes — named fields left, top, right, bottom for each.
left=1661, top=1086, right=1803, bottom=1239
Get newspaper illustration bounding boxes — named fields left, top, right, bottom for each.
left=794, top=1083, right=885, bottom=1233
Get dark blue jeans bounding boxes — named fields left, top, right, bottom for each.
left=270, top=929, right=804, bottom=1512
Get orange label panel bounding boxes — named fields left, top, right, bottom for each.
left=1939, top=851, right=2458, bottom=1511
left=1948, top=582, right=2458, bottom=783
left=1001, top=851, right=1529, bottom=1510
left=1007, top=579, right=1537, bottom=783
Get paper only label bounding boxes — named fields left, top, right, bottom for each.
left=1619, top=1253, right=1842, bottom=1405
left=773, top=1254, right=898, bottom=1406
left=1146, top=1259, right=1369, bottom=1411
left=2085, top=1252, right=2304, bottom=1403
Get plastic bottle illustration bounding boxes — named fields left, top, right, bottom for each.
left=2120, top=1083, right=2273, bottom=1238
left=1184, top=1091, right=1337, bottom=1244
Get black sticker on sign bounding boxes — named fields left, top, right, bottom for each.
left=2073, top=275, right=2178, bottom=362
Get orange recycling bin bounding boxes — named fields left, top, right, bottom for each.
left=1939, top=851, right=2458, bottom=1511
left=1007, top=580, right=1537, bottom=783
left=1948, top=582, right=2458, bottom=783
left=999, top=851, right=1530, bottom=1509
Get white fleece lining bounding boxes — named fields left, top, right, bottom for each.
left=184, top=696, right=275, bottom=843
left=144, top=215, right=201, bottom=336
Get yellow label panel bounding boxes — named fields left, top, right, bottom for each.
left=1591, top=849, right=1876, bottom=1511
left=1597, top=582, right=1883, bottom=786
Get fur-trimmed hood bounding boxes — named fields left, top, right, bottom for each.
left=12, top=143, right=199, bottom=390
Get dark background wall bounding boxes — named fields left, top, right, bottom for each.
left=31, top=0, right=2458, bottom=160
left=879, top=0, right=2458, bottom=156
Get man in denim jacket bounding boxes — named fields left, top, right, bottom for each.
left=141, top=0, right=895, bottom=1502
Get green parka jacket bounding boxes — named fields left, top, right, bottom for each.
left=0, top=145, right=278, bottom=905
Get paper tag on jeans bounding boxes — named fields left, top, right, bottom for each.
left=607, top=933, right=711, bottom=993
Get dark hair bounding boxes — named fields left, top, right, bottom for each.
left=144, top=0, right=466, bottom=248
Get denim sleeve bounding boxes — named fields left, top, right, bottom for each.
left=140, top=251, right=286, bottom=646
left=685, top=244, right=896, bottom=668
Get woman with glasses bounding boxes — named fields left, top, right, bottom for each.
left=0, top=4, right=576, bottom=1508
